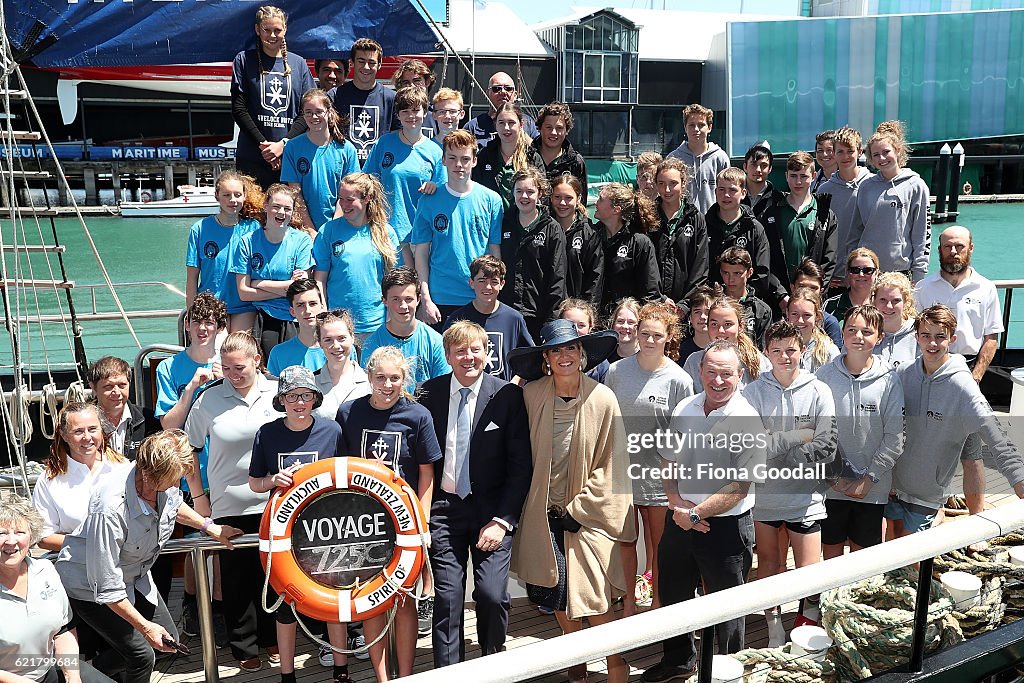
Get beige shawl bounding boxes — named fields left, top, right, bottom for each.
left=511, top=374, right=636, bottom=619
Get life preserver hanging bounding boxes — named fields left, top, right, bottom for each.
left=258, top=457, right=428, bottom=623
left=140, top=191, right=152, bottom=203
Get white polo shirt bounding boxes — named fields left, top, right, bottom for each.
left=0, top=557, right=71, bottom=680
left=184, top=374, right=281, bottom=518
left=915, top=268, right=1003, bottom=355
left=660, top=391, right=766, bottom=517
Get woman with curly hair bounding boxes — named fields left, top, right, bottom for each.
left=595, top=183, right=661, bottom=313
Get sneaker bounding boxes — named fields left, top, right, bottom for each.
left=793, top=613, right=819, bottom=628
left=640, top=662, right=695, bottom=683
left=537, top=604, right=555, bottom=615
left=180, top=600, right=199, bottom=637
left=348, top=634, right=369, bottom=661
left=319, top=644, right=333, bottom=667
left=237, top=657, right=262, bottom=672
left=417, top=597, right=434, bottom=637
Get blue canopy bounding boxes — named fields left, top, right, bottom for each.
left=6, top=0, right=440, bottom=67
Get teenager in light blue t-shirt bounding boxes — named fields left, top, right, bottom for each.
left=281, top=88, right=360, bottom=232
left=266, top=279, right=327, bottom=376
left=411, top=129, right=503, bottom=328
left=364, top=86, right=446, bottom=264
left=360, top=267, right=450, bottom=392
left=313, top=173, right=400, bottom=345
left=184, top=171, right=261, bottom=324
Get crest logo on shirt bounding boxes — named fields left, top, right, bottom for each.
left=766, top=217, right=775, bottom=224
left=890, top=198, right=906, bottom=210
left=682, top=224, right=694, bottom=238
left=177, top=383, right=188, bottom=396
left=361, top=430, right=402, bottom=473
left=533, top=232, right=546, bottom=247
left=746, top=318, right=755, bottom=332
left=434, top=215, right=450, bottom=233
left=203, top=241, right=220, bottom=259
left=261, top=71, right=292, bottom=117
left=859, top=402, right=878, bottom=413
left=926, top=410, right=944, bottom=421
left=348, top=105, right=381, bottom=158
left=735, top=236, right=748, bottom=248
left=616, top=245, right=629, bottom=259
left=486, top=332, right=504, bottom=375
left=250, top=252, right=266, bottom=270
left=572, top=235, right=583, bottom=251
left=502, top=231, right=512, bottom=240
left=484, top=163, right=493, bottom=171
left=963, top=296, right=981, bottom=305
left=382, top=152, right=395, bottom=169
left=647, top=395, right=669, bottom=406
left=332, top=240, right=346, bottom=257
left=296, top=157, right=311, bottom=175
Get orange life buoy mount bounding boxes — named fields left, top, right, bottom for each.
left=258, top=457, right=428, bottom=623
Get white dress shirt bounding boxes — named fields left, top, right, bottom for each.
left=442, top=374, right=483, bottom=494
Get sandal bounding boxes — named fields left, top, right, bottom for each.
left=635, top=571, right=653, bottom=608
left=333, top=674, right=354, bottom=683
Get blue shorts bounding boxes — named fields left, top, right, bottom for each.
left=884, top=498, right=938, bottom=533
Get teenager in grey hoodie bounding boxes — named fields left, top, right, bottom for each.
left=816, top=305, right=905, bottom=556
left=743, top=320, right=836, bottom=645
left=842, top=122, right=930, bottom=283
left=666, top=104, right=730, bottom=214
left=819, top=126, right=872, bottom=281
left=889, top=306, right=1024, bottom=536
left=871, top=272, right=920, bottom=370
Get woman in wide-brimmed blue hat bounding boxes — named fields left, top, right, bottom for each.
left=508, top=320, right=636, bottom=683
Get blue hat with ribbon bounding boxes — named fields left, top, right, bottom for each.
left=508, top=319, right=618, bottom=381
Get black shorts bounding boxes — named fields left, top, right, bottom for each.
left=758, top=519, right=821, bottom=535
left=820, top=498, right=885, bottom=548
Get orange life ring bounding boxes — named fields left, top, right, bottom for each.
left=140, top=191, right=152, bottom=203
left=258, top=457, right=427, bottom=623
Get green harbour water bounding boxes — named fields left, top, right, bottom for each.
left=2, top=203, right=1023, bottom=368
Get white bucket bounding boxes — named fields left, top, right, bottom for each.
left=1009, top=546, right=1024, bottom=567
left=941, top=570, right=982, bottom=609
left=710, top=654, right=744, bottom=682
left=789, top=625, right=832, bottom=662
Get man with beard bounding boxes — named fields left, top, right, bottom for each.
left=915, top=225, right=1004, bottom=515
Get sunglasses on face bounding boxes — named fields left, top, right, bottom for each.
left=489, top=85, right=515, bottom=93
left=849, top=266, right=877, bottom=275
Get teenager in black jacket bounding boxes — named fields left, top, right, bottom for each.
left=471, top=102, right=545, bottom=209
left=551, top=174, right=604, bottom=309
left=650, top=157, right=709, bottom=315
left=499, top=168, right=567, bottom=340
left=594, top=183, right=661, bottom=314
left=705, top=167, right=782, bottom=307
left=532, top=102, right=588, bottom=200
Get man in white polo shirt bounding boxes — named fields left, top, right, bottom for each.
left=642, top=340, right=767, bottom=683
left=915, top=225, right=1004, bottom=515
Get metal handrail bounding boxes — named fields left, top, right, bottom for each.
left=75, top=280, right=185, bottom=315
left=402, top=503, right=1024, bottom=683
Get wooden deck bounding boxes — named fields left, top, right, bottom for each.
left=152, top=453, right=1022, bottom=683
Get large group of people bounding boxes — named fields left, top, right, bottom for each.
left=4, top=5, right=1023, bottom=683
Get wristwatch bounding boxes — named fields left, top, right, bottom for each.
left=687, top=508, right=702, bottom=526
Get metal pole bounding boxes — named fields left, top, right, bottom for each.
left=697, top=625, right=715, bottom=682
left=386, top=604, right=400, bottom=679
left=192, top=546, right=220, bottom=683
left=948, top=143, right=965, bottom=221
left=908, top=556, right=934, bottom=673
left=933, top=143, right=951, bottom=223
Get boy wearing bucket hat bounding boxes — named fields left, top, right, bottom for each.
left=248, top=365, right=350, bottom=683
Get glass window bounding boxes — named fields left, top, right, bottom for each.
left=584, top=54, right=602, bottom=88
left=605, top=54, right=621, bottom=87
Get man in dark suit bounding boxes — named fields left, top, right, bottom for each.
left=418, top=320, right=533, bottom=666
